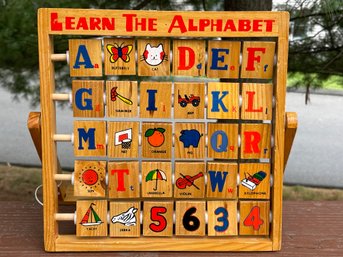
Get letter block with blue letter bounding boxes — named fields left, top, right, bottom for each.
left=72, top=80, right=104, bottom=117
left=69, top=39, right=102, bottom=77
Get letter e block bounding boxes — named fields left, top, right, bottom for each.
left=172, top=39, right=205, bottom=77
left=175, top=123, right=205, bottom=159
left=241, top=41, right=275, bottom=79
left=72, top=80, right=104, bottom=118
left=109, top=201, right=140, bottom=237
left=239, top=201, right=270, bottom=235
left=143, top=201, right=173, bottom=237
left=69, top=39, right=102, bottom=77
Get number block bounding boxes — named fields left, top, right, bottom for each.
left=108, top=161, right=140, bottom=199
left=241, top=83, right=273, bottom=120
left=143, top=201, right=173, bottom=237
left=207, top=123, right=239, bottom=159
left=106, top=81, right=138, bottom=118
left=104, top=38, right=136, bottom=75
left=239, top=201, right=270, bottom=235
left=173, top=82, right=205, bottom=119
left=140, top=82, right=172, bottom=119
left=72, top=80, right=104, bottom=118
left=142, top=122, right=172, bottom=159
left=107, top=121, right=139, bottom=158
left=73, top=160, right=106, bottom=198
left=206, top=162, right=238, bottom=199
left=137, top=39, right=170, bottom=76
left=207, top=41, right=241, bottom=79
left=241, top=41, right=275, bottom=79
left=207, top=82, right=239, bottom=119
left=207, top=200, right=238, bottom=236
left=69, top=39, right=102, bottom=77
left=240, top=123, right=271, bottom=159
left=74, top=120, right=106, bottom=157
left=109, top=201, right=140, bottom=237
left=174, top=162, right=205, bottom=199
left=175, top=201, right=206, bottom=236
left=141, top=162, right=172, bottom=198
left=172, top=40, right=205, bottom=77
left=239, top=163, right=270, bottom=199
left=76, top=200, right=108, bottom=237
left=174, top=123, right=205, bottom=159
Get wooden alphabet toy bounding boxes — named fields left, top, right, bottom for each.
left=29, top=8, right=298, bottom=252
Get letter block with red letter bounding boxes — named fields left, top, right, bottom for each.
left=241, top=42, right=275, bottom=79
left=143, top=201, right=173, bottom=237
left=173, top=40, right=205, bottom=77
left=107, top=161, right=140, bottom=199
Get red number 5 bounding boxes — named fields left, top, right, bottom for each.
left=150, top=207, right=167, bottom=232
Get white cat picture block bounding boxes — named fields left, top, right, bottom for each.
left=138, top=39, right=170, bottom=76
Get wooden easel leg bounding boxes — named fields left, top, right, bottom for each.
left=284, top=112, right=298, bottom=169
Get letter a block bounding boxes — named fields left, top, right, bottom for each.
left=241, top=83, right=273, bottom=120
left=72, top=80, right=104, bottom=118
left=239, top=201, right=270, bottom=236
left=74, top=160, right=106, bottom=198
left=241, top=41, right=275, bottom=79
left=108, top=161, right=140, bottom=199
left=172, top=40, right=205, bottom=77
left=207, top=82, right=239, bottom=119
left=143, top=201, right=173, bottom=237
left=207, top=41, right=241, bottom=79
left=240, top=124, right=271, bottom=159
left=69, top=39, right=102, bottom=77
left=109, top=201, right=140, bottom=237
left=74, top=120, right=106, bottom=157
left=76, top=200, right=108, bottom=237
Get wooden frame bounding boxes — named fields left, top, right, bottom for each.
left=37, top=8, right=291, bottom=252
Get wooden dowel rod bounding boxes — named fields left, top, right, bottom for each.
left=55, top=213, right=74, bottom=221
left=54, top=174, right=73, bottom=181
left=51, top=53, right=67, bottom=61
left=53, top=134, right=72, bottom=142
left=52, top=93, right=70, bottom=101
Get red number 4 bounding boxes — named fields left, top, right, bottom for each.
left=243, top=206, right=264, bottom=230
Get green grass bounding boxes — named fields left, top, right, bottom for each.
left=287, top=73, right=343, bottom=91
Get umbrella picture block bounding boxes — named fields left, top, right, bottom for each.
left=146, top=169, right=167, bottom=191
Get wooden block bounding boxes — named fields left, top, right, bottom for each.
left=106, top=81, right=138, bottom=118
left=240, top=123, right=271, bottom=159
left=107, top=121, right=139, bottom=158
left=142, top=122, right=172, bottom=159
left=107, top=161, right=140, bottom=199
left=72, top=80, right=104, bottom=118
left=73, top=160, right=106, bottom=198
left=69, top=39, right=102, bottom=77
left=143, top=201, right=173, bottom=237
left=241, top=41, right=275, bottom=79
left=174, top=123, right=205, bottom=159
left=207, top=123, right=239, bottom=160
left=175, top=201, right=206, bottom=236
left=239, top=163, right=270, bottom=200
left=76, top=200, right=107, bottom=237
left=207, top=41, right=241, bottom=79
left=206, top=162, right=237, bottom=199
left=139, top=82, right=172, bottom=119
left=174, top=162, right=205, bottom=199
left=109, top=201, right=140, bottom=237
left=173, top=82, right=205, bottom=119
left=141, top=162, right=172, bottom=198
left=239, top=201, right=270, bottom=235
left=172, top=39, right=205, bottom=76
left=207, top=200, right=238, bottom=236
left=137, top=39, right=170, bottom=76
left=241, top=83, right=273, bottom=120
left=207, top=82, right=239, bottom=119
left=74, top=120, right=106, bottom=157
left=104, top=38, right=136, bottom=75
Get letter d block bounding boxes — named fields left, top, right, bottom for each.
left=69, top=39, right=102, bottom=77
left=74, top=120, right=106, bottom=157
left=72, top=80, right=104, bottom=118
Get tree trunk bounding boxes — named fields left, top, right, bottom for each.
left=224, top=0, right=272, bottom=11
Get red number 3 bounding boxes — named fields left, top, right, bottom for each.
left=243, top=206, right=264, bottom=230
left=150, top=207, right=167, bottom=232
